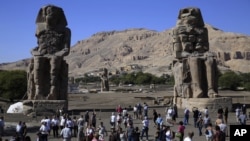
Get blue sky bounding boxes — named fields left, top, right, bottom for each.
left=0, top=0, right=249, bottom=63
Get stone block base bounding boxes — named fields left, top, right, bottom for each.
left=175, top=97, right=232, bottom=111
left=22, top=100, right=68, bottom=116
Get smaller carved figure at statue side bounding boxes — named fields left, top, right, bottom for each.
left=27, top=5, right=71, bottom=100
left=172, top=7, right=218, bottom=99
left=100, top=68, right=109, bottom=92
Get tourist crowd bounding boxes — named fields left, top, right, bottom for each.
left=0, top=103, right=248, bottom=141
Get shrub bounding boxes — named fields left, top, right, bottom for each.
left=0, top=70, right=27, bottom=99
left=218, top=71, right=241, bottom=90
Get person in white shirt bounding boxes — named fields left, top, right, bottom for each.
left=66, top=117, right=74, bottom=133
left=165, top=126, right=174, bottom=141
left=184, top=131, right=194, bottom=141
left=203, top=114, right=211, bottom=128
left=60, top=115, right=66, bottom=130
left=110, top=112, right=116, bottom=128
left=204, top=107, right=209, bottom=116
left=77, top=115, right=84, bottom=129
left=166, top=107, right=173, bottom=122
left=141, top=116, right=149, bottom=140
left=133, top=105, right=138, bottom=119
left=39, top=122, right=49, bottom=141
left=122, top=108, right=128, bottom=118
left=51, top=115, right=60, bottom=137
left=143, top=103, right=148, bottom=117
left=41, top=116, right=51, bottom=135
left=238, top=112, right=247, bottom=125
left=235, top=106, right=241, bottom=122
left=16, top=121, right=23, bottom=138
left=60, top=124, right=72, bottom=141
left=218, top=121, right=227, bottom=136
left=85, top=124, right=95, bottom=141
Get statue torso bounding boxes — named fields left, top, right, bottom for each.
left=37, top=29, right=65, bottom=55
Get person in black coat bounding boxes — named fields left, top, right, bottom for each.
left=192, top=107, right=199, bottom=128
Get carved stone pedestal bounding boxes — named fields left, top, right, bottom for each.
left=175, top=97, right=232, bottom=111
left=22, top=100, right=68, bottom=116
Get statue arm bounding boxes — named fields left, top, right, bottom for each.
left=55, top=28, right=71, bottom=57
left=30, top=46, right=41, bottom=56
left=172, top=28, right=192, bottom=59
left=195, top=27, right=209, bottom=53
left=31, top=30, right=45, bottom=56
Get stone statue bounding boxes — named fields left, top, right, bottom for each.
left=100, top=68, right=109, bottom=91
left=172, top=7, right=218, bottom=99
left=27, top=5, right=71, bottom=100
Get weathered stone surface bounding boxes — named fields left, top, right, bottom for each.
left=27, top=5, right=71, bottom=100
left=233, top=51, right=244, bottom=59
left=23, top=100, right=67, bottom=116
left=172, top=7, right=218, bottom=101
left=245, top=52, right=250, bottom=60
left=176, top=97, right=232, bottom=111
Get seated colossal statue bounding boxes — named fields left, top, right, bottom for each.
left=27, top=5, right=71, bottom=100
left=172, top=7, right=218, bottom=99
left=100, top=68, right=109, bottom=91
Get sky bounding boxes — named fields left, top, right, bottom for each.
left=0, top=0, right=250, bottom=63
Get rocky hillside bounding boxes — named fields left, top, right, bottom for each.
left=1, top=24, right=250, bottom=77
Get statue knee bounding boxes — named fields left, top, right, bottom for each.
left=205, top=57, right=214, bottom=66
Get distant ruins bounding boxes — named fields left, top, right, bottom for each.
left=23, top=5, right=70, bottom=115
left=100, top=68, right=109, bottom=91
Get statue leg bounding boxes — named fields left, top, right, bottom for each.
left=27, top=59, right=34, bottom=100
left=59, top=61, right=68, bottom=100
left=105, top=80, right=109, bottom=91
left=205, top=57, right=218, bottom=98
left=27, top=72, right=35, bottom=100
left=173, top=61, right=183, bottom=97
left=33, top=57, right=46, bottom=100
left=100, top=81, right=103, bottom=92
left=47, top=57, right=62, bottom=100
left=183, top=84, right=192, bottom=98
left=188, top=57, right=203, bottom=98
left=173, top=85, right=178, bottom=105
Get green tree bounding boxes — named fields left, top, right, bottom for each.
left=152, top=75, right=166, bottom=84
left=123, top=73, right=136, bottom=84
left=244, top=82, right=250, bottom=91
left=166, top=75, right=175, bottom=86
left=218, top=71, right=241, bottom=90
left=75, top=73, right=100, bottom=84
left=109, top=75, right=120, bottom=86
left=109, top=72, right=169, bottom=85
left=135, top=72, right=152, bottom=85
left=239, top=72, right=250, bottom=91
left=0, top=70, right=27, bottom=99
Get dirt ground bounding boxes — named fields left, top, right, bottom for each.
left=1, top=88, right=250, bottom=141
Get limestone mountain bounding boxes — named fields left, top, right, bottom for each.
left=1, top=24, right=250, bottom=77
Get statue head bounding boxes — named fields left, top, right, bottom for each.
left=176, top=7, right=204, bottom=27
left=35, top=5, right=68, bottom=29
